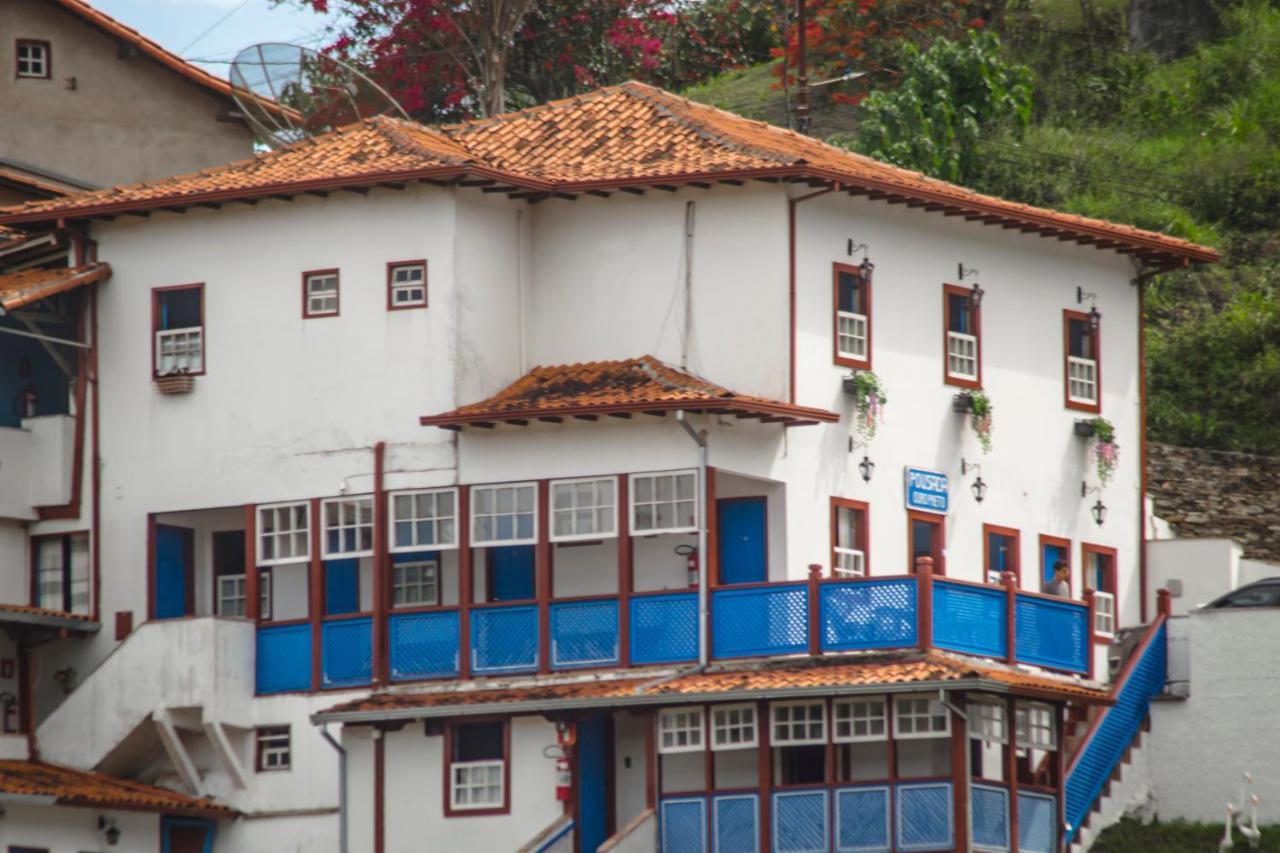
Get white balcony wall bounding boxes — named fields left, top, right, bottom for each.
left=0, top=414, right=74, bottom=520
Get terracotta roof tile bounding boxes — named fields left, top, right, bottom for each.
left=0, top=264, right=110, bottom=313
left=0, top=760, right=233, bottom=816
left=420, top=355, right=838, bottom=428
left=0, top=82, right=1217, bottom=265
left=0, top=603, right=94, bottom=623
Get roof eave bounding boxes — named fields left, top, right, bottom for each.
left=419, top=398, right=840, bottom=429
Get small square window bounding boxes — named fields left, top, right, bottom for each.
left=771, top=701, right=826, bottom=745
left=471, top=483, right=537, bottom=546
left=216, top=570, right=271, bottom=618
left=388, top=261, right=428, bottom=309
left=1015, top=702, right=1056, bottom=751
left=392, top=561, right=439, bottom=607
left=256, top=726, right=290, bottom=771
left=16, top=40, right=50, bottom=79
left=630, top=470, right=698, bottom=535
left=710, top=704, right=757, bottom=751
left=658, top=707, right=704, bottom=753
left=153, top=285, right=204, bottom=376
left=968, top=700, right=1007, bottom=744
left=390, top=488, right=457, bottom=552
left=551, top=477, right=616, bottom=542
left=893, top=695, right=950, bottom=739
left=449, top=722, right=506, bottom=811
left=257, top=502, right=310, bottom=565
left=833, top=698, right=886, bottom=743
left=303, top=270, right=339, bottom=318
left=322, top=497, right=374, bottom=557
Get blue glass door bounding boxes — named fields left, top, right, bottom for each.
left=718, top=497, right=767, bottom=585
left=154, top=525, right=193, bottom=619
left=577, top=714, right=609, bottom=851
left=488, top=545, right=535, bottom=601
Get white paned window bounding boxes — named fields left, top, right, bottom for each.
left=156, top=328, right=203, bottom=374
left=710, top=704, right=757, bottom=751
left=834, top=548, right=865, bottom=578
left=256, top=726, right=290, bottom=771
left=35, top=534, right=89, bottom=614
left=471, top=483, right=537, bottom=546
left=154, top=285, right=203, bottom=375
left=217, top=571, right=271, bottom=618
left=1068, top=356, right=1098, bottom=405
left=16, top=41, right=48, bottom=78
left=771, top=701, right=826, bottom=745
left=451, top=761, right=504, bottom=809
left=630, top=470, right=698, bottom=535
left=1093, top=591, right=1116, bottom=637
left=658, top=708, right=704, bottom=753
left=1015, top=703, right=1057, bottom=751
left=257, top=502, right=310, bottom=565
left=323, top=497, right=374, bottom=557
left=968, top=700, right=1007, bottom=744
left=947, top=331, right=978, bottom=381
left=304, top=270, right=339, bottom=317
left=837, top=311, right=868, bottom=361
left=833, top=698, right=887, bottom=743
left=550, top=477, right=616, bottom=542
left=893, top=695, right=950, bottom=739
left=392, top=561, right=440, bottom=607
left=390, top=488, right=457, bottom=552
left=389, top=261, right=427, bottom=308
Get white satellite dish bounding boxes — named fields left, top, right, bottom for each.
left=229, top=42, right=410, bottom=149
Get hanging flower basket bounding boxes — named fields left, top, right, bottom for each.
left=154, top=371, right=195, bottom=395
left=843, top=371, right=888, bottom=442
left=954, top=390, right=993, bottom=454
left=1087, top=416, right=1118, bottom=486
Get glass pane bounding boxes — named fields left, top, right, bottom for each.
left=676, top=474, right=694, bottom=500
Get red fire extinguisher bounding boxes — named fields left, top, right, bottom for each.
left=676, top=544, right=699, bottom=587
left=554, top=722, right=576, bottom=802
left=17, top=386, right=37, bottom=420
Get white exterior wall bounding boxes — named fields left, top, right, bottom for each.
left=0, top=805, right=160, bottom=853
left=1147, top=537, right=1242, bottom=615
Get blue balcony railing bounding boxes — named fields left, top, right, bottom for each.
left=550, top=598, right=619, bottom=669
left=256, top=623, right=311, bottom=694
left=471, top=604, right=539, bottom=674
left=820, top=577, right=918, bottom=651
left=630, top=592, right=698, bottom=665
left=711, top=584, right=807, bottom=659
left=322, top=616, right=373, bottom=688
left=389, top=610, right=460, bottom=681
left=1015, top=593, right=1089, bottom=673
left=934, top=579, right=1008, bottom=659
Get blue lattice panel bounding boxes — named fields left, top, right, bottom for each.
left=971, top=784, right=1010, bottom=852
left=551, top=599, right=619, bottom=669
left=471, top=605, right=539, bottom=674
left=1015, top=594, right=1089, bottom=673
left=835, top=786, right=890, bottom=852
left=1018, top=791, right=1056, bottom=853
left=256, top=623, right=312, bottom=694
left=661, top=797, right=706, bottom=853
left=630, top=593, right=698, bottom=665
left=896, top=782, right=953, bottom=851
left=933, top=580, right=1008, bottom=659
left=389, top=611, right=459, bottom=681
left=821, top=578, right=918, bottom=651
left=773, top=790, right=828, bottom=853
left=711, top=584, right=807, bottom=659
left=712, top=794, right=758, bottom=853
left=322, top=616, right=372, bottom=688
left=1065, top=622, right=1167, bottom=843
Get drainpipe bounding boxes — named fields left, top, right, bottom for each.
left=319, top=724, right=348, bottom=853
left=676, top=410, right=709, bottom=667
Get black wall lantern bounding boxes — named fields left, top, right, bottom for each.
left=958, top=263, right=983, bottom=307
left=1082, top=481, right=1107, bottom=526
left=1088, top=304, right=1102, bottom=331
left=961, top=458, right=986, bottom=502
left=859, top=454, right=875, bottom=483
left=1077, top=285, right=1102, bottom=329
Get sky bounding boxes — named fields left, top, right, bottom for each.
left=93, top=0, right=340, bottom=75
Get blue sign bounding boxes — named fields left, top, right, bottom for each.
left=905, top=467, right=948, bottom=514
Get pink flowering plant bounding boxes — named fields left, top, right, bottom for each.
left=1089, top=416, right=1118, bottom=486
left=849, top=371, right=888, bottom=442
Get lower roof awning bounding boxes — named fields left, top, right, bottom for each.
left=0, top=263, right=110, bottom=316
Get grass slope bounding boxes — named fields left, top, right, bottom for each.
left=1094, top=816, right=1280, bottom=851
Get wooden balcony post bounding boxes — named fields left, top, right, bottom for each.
left=1002, top=571, right=1017, bottom=665
left=372, top=441, right=388, bottom=686
left=1157, top=587, right=1173, bottom=618
left=949, top=696, right=970, bottom=853
left=308, top=498, right=323, bottom=691
left=617, top=474, right=632, bottom=667
left=243, top=503, right=259, bottom=622
left=457, top=487, right=472, bottom=680
left=1006, top=695, right=1020, bottom=853
left=757, top=698, right=772, bottom=845
left=1083, top=588, right=1096, bottom=681
left=916, top=556, right=934, bottom=652
left=536, top=479, right=552, bottom=675
left=807, top=563, right=822, bottom=656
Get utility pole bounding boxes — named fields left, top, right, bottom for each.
left=795, top=0, right=810, bottom=134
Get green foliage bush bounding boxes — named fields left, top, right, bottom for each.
left=1093, top=816, right=1280, bottom=851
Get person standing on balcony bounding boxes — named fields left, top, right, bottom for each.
left=1043, top=560, right=1071, bottom=598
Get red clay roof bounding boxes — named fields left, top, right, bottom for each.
left=0, top=264, right=110, bottom=313
left=317, top=653, right=1107, bottom=720
left=420, top=356, right=839, bottom=429
left=0, top=83, right=1218, bottom=266
left=0, top=166, right=80, bottom=199
left=0, top=760, right=232, bottom=817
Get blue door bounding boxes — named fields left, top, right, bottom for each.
left=154, top=525, right=193, bottom=619
left=325, top=559, right=360, bottom=614
left=718, top=498, right=767, bottom=585
left=577, top=714, right=609, bottom=852
left=1042, top=542, right=1067, bottom=586
left=161, top=816, right=214, bottom=853
left=489, top=545, right=535, bottom=601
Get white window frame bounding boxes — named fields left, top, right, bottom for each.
left=389, top=487, right=458, bottom=553
left=837, top=310, right=869, bottom=361
left=216, top=570, right=272, bottom=618
left=550, top=476, right=617, bottom=542
left=833, top=697, right=887, bottom=743
left=1015, top=702, right=1057, bottom=751
left=967, top=700, right=1007, bottom=744
left=16, top=41, right=48, bottom=78
left=1093, top=590, right=1116, bottom=638
left=450, top=759, right=505, bottom=810
left=389, top=261, right=427, bottom=308
left=658, top=707, right=704, bottom=754
left=256, top=502, right=310, bottom=566
left=155, top=327, right=203, bottom=375
left=630, top=469, right=699, bottom=535
left=946, top=330, right=979, bottom=382
left=1068, top=355, right=1098, bottom=406
left=470, top=482, right=538, bottom=547
left=834, top=548, right=866, bottom=578
left=893, top=695, right=951, bottom=740
left=304, top=270, right=339, bottom=317
left=710, top=704, right=758, bottom=751
left=392, top=560, right=440, bottom=608
left=771, top=700, right=827, bottom=746
left=256, top=726, right=291, bottom=771
left=322, top=496, right=375, bottom=558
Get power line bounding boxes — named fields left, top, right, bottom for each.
left=180, top=0, right=261, bottom=56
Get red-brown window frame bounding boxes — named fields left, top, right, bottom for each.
left=442, top=718, right=512, bottom=817
left=829, top=497, right=870, bottom=577
left=906, top=510, right=945, bottom=575
left=982, top=524, right=1020, bottom=585
left=1080, top=542, right=1117, bottom=595
left=1063, top=309, right=1102, bottom=413
left=832, top=262, right=872, bottom=370
left=254, top=725, right=291, bottom=772
left=15, top=39, right=51, bottom=79
left=151, top=283, right=206, bottom=378
left=1038, top=534, right=1073, bottom=598
left=29, top=530, right=90, bottom=614
left=301, top=268, right=340, bottom=319
left=942, top=283, right=982, bottom=389
left=386, top=259, right=428, bottom=311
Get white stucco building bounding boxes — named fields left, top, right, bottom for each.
left=0, top=83, right=1219, bottom=852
